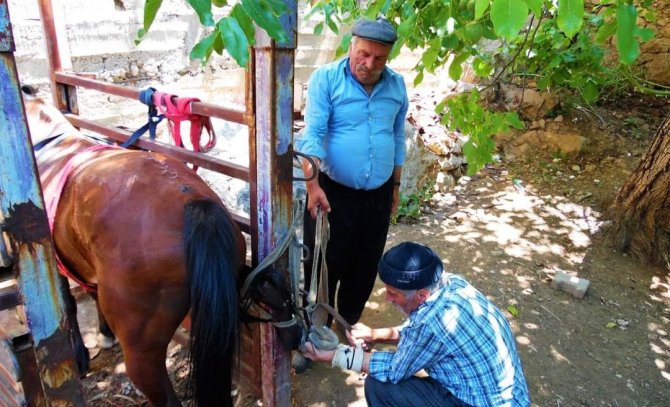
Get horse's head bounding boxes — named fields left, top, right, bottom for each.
left=240, top=265, right=305, bottom=351
left=21, top=85, right=79, bottom=145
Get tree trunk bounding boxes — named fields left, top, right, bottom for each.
left=608, top=112, right=670, bottom=266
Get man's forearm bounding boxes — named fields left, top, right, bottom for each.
left=371, top=326, right=400, bottom=343
left=301, top=156, right=321, bottom=191
left=392, top=166, right=402, bottom=185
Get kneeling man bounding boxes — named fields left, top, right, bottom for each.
left=300, top=241, right=530, bottom=406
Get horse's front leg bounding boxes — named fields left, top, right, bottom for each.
left=92, top=298, right=118, bottom=349
left=57, top=275, right=90, bottom=377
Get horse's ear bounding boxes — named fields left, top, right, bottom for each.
left=21, top=85, right=38, bottom=97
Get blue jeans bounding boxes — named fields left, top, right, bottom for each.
left=365, top=376, right=471, bottom=407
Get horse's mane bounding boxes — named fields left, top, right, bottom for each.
left=22, top=85, right=79, bottom=145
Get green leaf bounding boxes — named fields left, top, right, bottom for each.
left=616, top=2, right=639, bottom=65
left=507, top=304, right=519, bottom=317
left=413, top=69, right=425, bottom=87
left=190, top=31, right=218, bottom=63
left=636, top=27, right=654, bottom=42
left=490, top=0, right=529, bottom=41
left=557, top=0, right=584, bottom=37
left=472, top=57, right=493, bottom=76
left=314, top=22, right=324, bottom=36
left=264, top=0, right=289, bottom=15
left=463, top=133, right=496, bottom=175
left=325, top=14, right=339, bottom=34
left=143, top=0, right=163, bottom=32
left=231, top=4, right=256, bottom=45
left=524, top=0, right=542, bottom=17
left=581, top=81, right=599, bottom=103
left=186, top=0, right=215, bottom=27
left=448, top=52, right=470, bottom=81
left=241, top=0, right=289, bottom=43
left=595, top=20, right=616, bottom=43
left=213, top=30, right=224, bottom=54
left=218, top=16, right=250, bottom=66
left=474, top=0, right=490, bottom=20
left=398, top=14, right=417, bottom=39
left=505, top=112, right=525, bottom=129
left=135, top=28, right=147, bottom=45
left=335, top=33, right=352, bottom=59
left=422, top=48, right=439, bottom=72
left=606, top=321, right=617, bottom=329
left=463, top=22, right=485, bottom=43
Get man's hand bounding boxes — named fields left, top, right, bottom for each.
left=301, top=155, right=331, bottom=219
left=299, top=341, right=335, bottom=363
left=347, top=322, right=374, bottom=349
left=391, top=186, right=400, bottom=217
left=306, top=185, right=331, bottom=219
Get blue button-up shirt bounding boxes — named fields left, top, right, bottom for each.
left=296, top=58, right=409, bottom=190
left=369, top=274, right=531, bottom=407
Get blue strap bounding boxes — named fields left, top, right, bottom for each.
left=120, top=87, right=164, bottom=148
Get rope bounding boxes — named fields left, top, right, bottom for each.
left=305, top=209, right=351, bottom=350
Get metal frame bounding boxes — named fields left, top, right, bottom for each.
left=1, top=1, right=84, bottom=405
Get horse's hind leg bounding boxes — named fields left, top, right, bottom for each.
left=100, top=291, right=185, bottom=406
left=122, top=343, right=181, bottom=406
left=57, top=275, right=90, bottom=376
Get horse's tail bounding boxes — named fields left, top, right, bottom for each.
left=183, top=199, right=240, bottom=407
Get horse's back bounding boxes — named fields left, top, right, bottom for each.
left=45, top=141, right=225, bottom=287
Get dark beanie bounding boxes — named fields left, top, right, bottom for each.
left=378, top=242, right=443, bottom=290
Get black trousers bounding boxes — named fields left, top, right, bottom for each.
left=365, top=376, right=472, bottom=407
left=303, top=173, right=394, bottom=325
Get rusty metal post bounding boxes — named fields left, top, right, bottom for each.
left=0, top=2, right=84, bottom=405
left=37, top=0, right=78, bottom=113
left=252, top=1, right=298, bottom=405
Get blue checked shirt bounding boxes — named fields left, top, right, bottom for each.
left=369, top=274, right=530, bottom=406
left=296, top=58, right=409, bottom=190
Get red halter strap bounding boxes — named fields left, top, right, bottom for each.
left=152, top=92, right=216, bottom=171
left=44, top=143, right=112, bottom=293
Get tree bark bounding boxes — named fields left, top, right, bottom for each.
left=608, top=112, right=670, bottom=266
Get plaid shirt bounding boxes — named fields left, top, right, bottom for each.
left=369, top=274, right=530, bottom=406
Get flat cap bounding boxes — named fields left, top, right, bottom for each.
left=378, top=242, right=443, bottom=290
left=351, top=17, right=397, bottom=45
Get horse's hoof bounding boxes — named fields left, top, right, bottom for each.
left=291, top=351, right=312, bottom=374
left=97, top=333, right=118, bottom=349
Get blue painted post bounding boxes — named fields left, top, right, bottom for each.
left=0, top=2, right=84, bottom=405
left=252, top=1, right=298, bottom=405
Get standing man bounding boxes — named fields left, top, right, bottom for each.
left=300, top=242, right=531, bottom=406
left=296, top=17, right=409, bottom=327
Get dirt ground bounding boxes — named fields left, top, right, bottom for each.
left=25, top=95, right=669, bottom=406
left=289, top=97, right=670, bottom=406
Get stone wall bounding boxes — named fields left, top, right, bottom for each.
left=587, top=0, right=670, bottom=85
left=638, top=1, right=670, bottom=85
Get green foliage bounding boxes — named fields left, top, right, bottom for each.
left=392, top=181, right=435, bottom=224
left=139, top=0, right=661, bottom=175
left=491, top=0, right=528, bottom=41
left=437, top=90, right=524, bottom=175
left=138, top=0, right=289, bottom=66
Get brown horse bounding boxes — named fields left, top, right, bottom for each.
left=22, top=87, right=301, bottom=406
